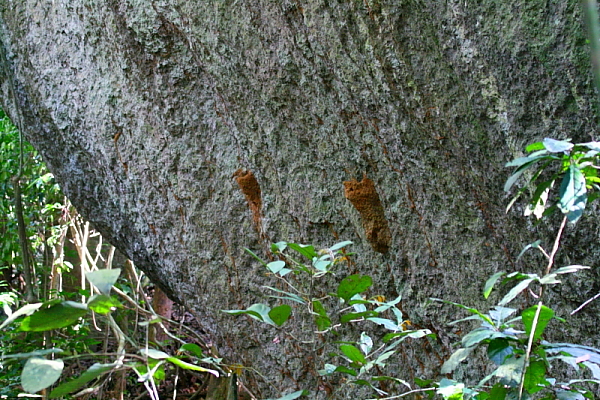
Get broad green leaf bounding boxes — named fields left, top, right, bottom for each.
left=484, top=271, right=505, bottom=299
left=526, top=141, right=545, bottom=152
left=21, top=357, right=64, bottom=393
left=359, top=332, right=373, bottom=355
left=269, top=305, right=292, bottom=326
left=522, top=305, right=554, bottom=342
left=318, top=363, right=337, bottom=375
left=86, top=269, right=121, bottom=295
left=222, top=303, right=275, bottom=326
left=311, top=300, right=331, bottom=331
left=140, top=348, right=170, bottom=359
left=437, top=378, right=465, bottom=400
left=264, top=390, right=308, bottom=400
left=524, top=359, right=548, bottom=394
left=487, top=339, right=514, bottom=365
left=581, top=141, right=600, bottom=152
left=0, top=302, right=42, bottom=330
left=553, top=265, right=590, bottom=274
left=441, top=347, right=474, bottom=374
left=270, top=242, right=288, bottom=253
left=333, top=365, right=358, bottom=376
left=329, top=241, right=353, bottom=252
left=499, top=278, right=535, bottom=306
left=1, top=348, right=63, bottom=359
left=543, top=138, right=573, bottom=153
left=505, top=150, right=550, bottom=167
left=495, top=356, right=525, bottom=387
left=286, top=243, right=318, bottom=259
left=488, top=383, right=508, bottom=400
left=267, top=261, right=287, bottom=274
left=337, top=274, right=372, bottom=302
left=339, top=344, right=366, bottom=365
left=340, top=311, right=378, bottom=323
left=462, top=328, right=494, bottom=348
left=20, top=302, right=88, bottom=332
left=558, top=164, right=587, bottom=223
left=539, top=273, right=561, bottom=285
left=366, top=317, right=399, bottom=331
left=165, top=357, right=219, bottom=377
left=312, top=257, right=331, bottom=272
left=49, top=363, right=116, bottom=398
left=87, top=294, right=122, bottom=314
left=179, top=343, right=203, bottom=357
left=382, top=329, right=433, bottom=343
left=489, top=306, right=518, bottom=324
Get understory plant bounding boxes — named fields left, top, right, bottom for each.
left=224, top=241, right=434, bottom=399
left=1, top=267, right=222, bottom=399
left=435, top=138, right=600, bottom=400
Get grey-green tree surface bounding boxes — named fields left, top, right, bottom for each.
left=1, top=1, right=599, bottom=397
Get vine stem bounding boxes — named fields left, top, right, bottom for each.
left=518, top=215, right=567, bottom=400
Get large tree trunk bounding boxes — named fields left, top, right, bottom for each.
left=1, top=1, right=598, bottom=397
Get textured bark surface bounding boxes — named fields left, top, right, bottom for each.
left=2, top=0, right=600, bottom=397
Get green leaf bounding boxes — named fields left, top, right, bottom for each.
left=1, top=348, right=64, bottom=359
left=0, top=302, right=42, bottom=330
left=140, top=348, right=170, bottom=359
left=245, top=248, right=269, bottom=267
left=543, top=138, right=573, bottom=153
left=498, top=278, right=535, bottom=306
left=339, top=344, right=366, bottom=365
left=522, top=305, right=554, bottom=342
left=524, top=359, right=548, bottom=394
left=87, top=294, right=122, bottom=314
left=85, top=269, right=121, bottom=295
left=333, top=365, right=358, bottom=376
left=581, top=141, right=600, bottom=152
left=367, top=317, right=399, bottom=330
left=495, top=356, right=525, bottom=387
left=166, top=357, right=219, bottom=377
left=329, top=241, right=353, bottom=252
left=267, top=260, right=287, bottom=274
left=487, top=339, right=514, bottom=365
left=269, top=305, right=292, bottom=326
left=526, top=141, right=545, bottom=152
left=461, top=328, right=494, bottom=348
left=441, top=347, right=474, bottom=374
left=21, top=357, right=64, bottom=393
left=553, top=265, right=590, bottom=274
left=20, top=302, right=88, bottom=332
left=286, top=243, right=318, bottom=259
left=222, top=303, right=276, bottom=326
left=179, top=343, right=204, bottom=357
left=488, top=383, right=508, bottom=400
left=337, top=274, right=372, bottom=302
left=437, top=378, right=465, bottom=400
left=49, top=363, right=116, bottom=398
left=484, top=271, right=505, bottom=299
left=340, top=311, right=378, bottom=323
left=312, top=300, right=331, bottom=331
left=559, top=164, right=587, bottom=223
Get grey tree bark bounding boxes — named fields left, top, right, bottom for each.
left=1, top=0, right=599, bottom=398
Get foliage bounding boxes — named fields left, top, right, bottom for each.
left=0, top=113, right=222, bottom=399
left=435, top=138, right=600, bottom=400
left=224, top=241, right=434, bottom=399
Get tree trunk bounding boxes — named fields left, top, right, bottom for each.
left=1, top=1, right=599, bottom=397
